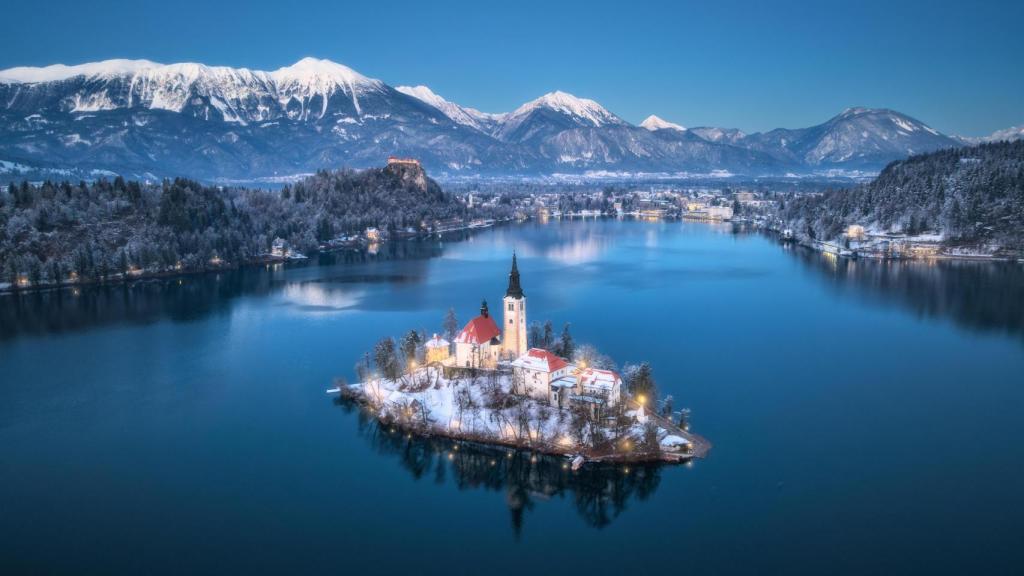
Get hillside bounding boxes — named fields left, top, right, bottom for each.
left=780, top=140, right=1024, bottom=249
left=0, top=161, right=497, bottom=288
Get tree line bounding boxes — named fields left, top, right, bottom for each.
left=0, top=163, right=513, bottom=288
left=779, top=140, right=1024, bottom=247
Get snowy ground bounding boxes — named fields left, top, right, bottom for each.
left=333, top=367, right=696, bottom=462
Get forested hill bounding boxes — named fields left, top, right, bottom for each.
left=780, top=140, right=1024, bottom=248
left=0, top=162, right=502, bottom=288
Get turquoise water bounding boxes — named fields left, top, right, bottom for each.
left=2, top=219, right=1023, bottom=574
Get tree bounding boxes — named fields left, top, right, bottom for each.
left=443, top=308, right=459, bottom=347
left=626, top=362, right=657, bottom=402
left=374, top=337, right=400, bottom=380
left=542, top=320, right=554, bottom=350
left=401, top=330, right=421, bottom=370
left=527, top=322, right=543, bottom=349
left=355, top=352, right=371, bottom=382
left=573, top=343, right=614, bottom=370
left=557, top=323, right=574, bottom=359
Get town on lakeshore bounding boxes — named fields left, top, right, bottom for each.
left=331, top=253, right=710, bottom=466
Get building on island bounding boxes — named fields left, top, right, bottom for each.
left=452, top=254, right=624, bottom=412
left=424, top=334, right=450, bottom=364
left=574, top=367, right=623, bottom=408
left=511, top=348, right=572, bottom=403
left=454, top=300, right=503, bottom=369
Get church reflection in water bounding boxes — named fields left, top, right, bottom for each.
left=335, top=397, right=664, bottom=535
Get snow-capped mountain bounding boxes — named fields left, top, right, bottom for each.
left=956, top=125, right=1024, bottom=145
left=396, top=85, right=505, bottom=133
left=640, top=115, right=686, bottom=132
left=0, top=57, right=976, bottom=181
left=740, top=107, right=961, bottom=168
left=494, top=91, right=625, bottom=142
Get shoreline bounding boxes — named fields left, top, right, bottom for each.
left=0, top=221, right=513, bottom=296
left=330, top=369, right=711, bottom=467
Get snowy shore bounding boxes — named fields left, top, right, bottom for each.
left=329, top=366, right=709, bottom=465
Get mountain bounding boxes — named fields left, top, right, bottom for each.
left=396, top=85, right=505, bottom=134
left=688, top=126, right=747, bottom=145
left=640, top=115, right=686, bottom=132
left=741, top=108, right=961, bottom=168
left=0, top=57, right=980, bottom=181
left=956, top=125, right=1024, bottom=146
left=0, top=58, right=527, bottom=180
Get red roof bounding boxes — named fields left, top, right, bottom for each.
left=520, top=348, right=569, bottom=372
left=455, top=315, right=501, bottom=345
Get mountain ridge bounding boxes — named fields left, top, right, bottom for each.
left=0, top=57, right=1003, bottom=182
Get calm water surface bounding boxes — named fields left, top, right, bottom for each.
left=2, top=219, right=1023, bottom=575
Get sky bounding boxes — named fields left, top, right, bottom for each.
left=3, top=0, right=1021, bottom=136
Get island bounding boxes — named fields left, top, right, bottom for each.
left=329, top=254, right=710, bottom=467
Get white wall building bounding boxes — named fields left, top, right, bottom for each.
left=511, top=348, right=573, bottom=403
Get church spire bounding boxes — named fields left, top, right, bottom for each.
left=505, top=253, right=524, bottom=298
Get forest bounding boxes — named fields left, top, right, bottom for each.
left=779, top=140, right=1024, bottom=247
left=0, top=162, right=512, bottom=288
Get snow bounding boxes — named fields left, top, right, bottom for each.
left=0, top=59, right=162, bottom=83
left=660, top=435, right=690, bottom=448
left=504, top=90, right=622, bottom=129
left=892, top=116, right=918, bottom=133
left=640, top=115, right=686, bottom=132
left=339, top=367, right=669, bottom=455
left=0, top=57, right=385, bottom=124
left=396, top=84, right=505, bottom=131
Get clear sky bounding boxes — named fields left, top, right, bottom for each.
left=3, top=0, right=1021, bottom=136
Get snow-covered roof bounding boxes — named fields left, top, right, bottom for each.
left=511, top=348, right=569, bottom=373
left=660, top=435, right=691, bottom=447
left=579, top=368, right=621, bottom=391
left=425, top=334, right=449, bottom=349
left=551, top=375, right=578, bottom=388
left=454, top=315, right=501, bottom=345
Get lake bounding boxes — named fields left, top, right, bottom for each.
left=2, top=219, right=1023, bottom=575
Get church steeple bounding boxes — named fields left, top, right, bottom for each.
left=502, top=253, right=527, bottom=358
left=480, top=299, right=489, bottom=318
left=505, top=253, right=524, bottom=299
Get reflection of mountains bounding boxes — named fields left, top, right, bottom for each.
left=339, top=402, right=663, bottom=535
left=794, top=247, right=1024, bottom=340
left=0, top=240, right=444, bottom=340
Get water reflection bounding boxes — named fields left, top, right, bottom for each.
left=0, top=240, right=445, bottom=340
left=338, top=400, right=663, bottom=535
left=793, top=247, right=1024, bottom=340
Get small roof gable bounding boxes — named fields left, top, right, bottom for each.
left=511, top=348, right=569, bottom=373
left=455, top=315, right=501, bottom=345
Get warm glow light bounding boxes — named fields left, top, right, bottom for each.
left=637, top=394, right=647, bottom=406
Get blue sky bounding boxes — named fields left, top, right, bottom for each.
left=3, top=0, right=1021, bottom=135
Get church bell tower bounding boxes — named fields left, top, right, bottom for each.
left=502, top=253, right=527, bottom=358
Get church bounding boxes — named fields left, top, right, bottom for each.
left=454, top=254, right=528, bottom=369
left=452, top=253, right=622, bottom=410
